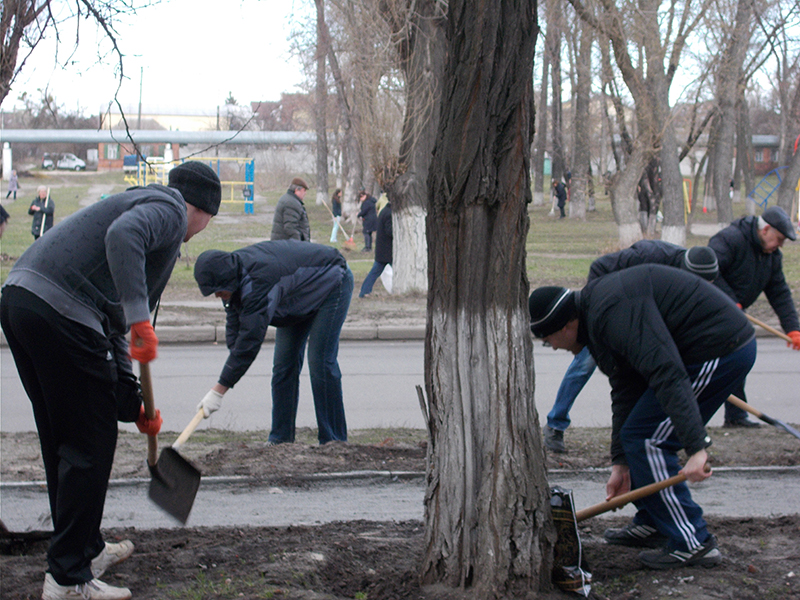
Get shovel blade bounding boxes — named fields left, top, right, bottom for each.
left=148, top=447, right=201, bottom=524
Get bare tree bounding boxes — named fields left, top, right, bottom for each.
left=422, top=0, right=554, bottom=595
left=532, top=36, right=549, bottom=206
left=314, top=0, right=331, bottom=206
left=569, top=11, right=592, bottom=220
left=569, top=0, right=709, bottom=247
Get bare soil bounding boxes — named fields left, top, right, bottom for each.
left=2, top=426, right=799, bottom=599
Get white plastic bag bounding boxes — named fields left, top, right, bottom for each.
left=380, top=264, right=393, bottom=294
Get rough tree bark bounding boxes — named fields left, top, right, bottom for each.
left=421, top=0, right=554, bottom=596
left=547, top=0, right=565, bottom=184
left=380, top=0, right=447, bottom=294
left=532, top=47, right=549, bottom=206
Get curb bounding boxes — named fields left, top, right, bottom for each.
left=0, top=325, right=427, bottom=347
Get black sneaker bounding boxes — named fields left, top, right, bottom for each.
left=638, top=535, right=722, bottom=570
left=603, top=522, right=668, bottom=548
left=723, top=417, right=760, bottom=428
left=543, top=426, right=566, bottom=453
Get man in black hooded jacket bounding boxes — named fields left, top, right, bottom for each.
left=529, top=265, right=756, bottom=570
left=193, top=240, right=353, bottom=445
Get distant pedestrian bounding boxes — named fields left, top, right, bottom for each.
left=330, top=188, right=343, bottom=243
left=6, top=170, right=19, bottom=199
left=29, top=185, right=55, bottom=240
left=553, top=180, right=567, bottom=219
left=0, top=203, right=9, bottom=238
left=271, top=177, right=310, bottom=241
left=357, top=190, right=378, bottom=251
left=359, top=198, right=392, bottom=298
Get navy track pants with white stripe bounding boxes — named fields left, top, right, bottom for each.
left=621, top=338, right=757, bottom=552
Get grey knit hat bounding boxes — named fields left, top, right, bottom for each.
left=682, top=246, right=719, bottom=281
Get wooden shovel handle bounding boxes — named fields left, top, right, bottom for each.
left=574, top=463, right=711, bottom=523
left=726, top=393, right=762, bottom=418
left=746, top=314, right=792, bottom=343
left=173, top=409, right=205, bottom=450
left=139, top=361, right=158, bottom=467
left=575, top=473, right=687, bottom=522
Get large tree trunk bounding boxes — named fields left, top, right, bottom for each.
left=382, top=0, right=447, bottom=294
left=314, top=0, right=330, bottom=207
left=777, top=145, right=800, bottom=218
left=421, top=0, right=553, bottom=595
left=569, top=16, right=592, bottom=220
left=548, top=0, right=565, bottom=182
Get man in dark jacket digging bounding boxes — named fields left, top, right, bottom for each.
left=193, top=241, right=353, bottom=445
left=1, top=161, right=221, bottom=599
left=529, top=265, right=756, bottom=569
left=709, top=205, right=800, bottom=427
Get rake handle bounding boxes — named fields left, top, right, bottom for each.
left=746, top=313, right=792, bottom=343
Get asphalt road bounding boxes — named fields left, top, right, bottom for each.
left=1, top=338, right=797, bottom=434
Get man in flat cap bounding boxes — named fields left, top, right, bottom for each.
left=529, top=264, right=755, bottom=569
left=709, top=205, right=799, bottom=427
left=543, top=241, right=720, bottom=453
left=271, top=177, right=311, bottom=242
left=1, top=160, right=221, bottom=599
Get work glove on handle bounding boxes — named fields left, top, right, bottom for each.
left=198, top=389, right=224, bottom=418
left=787, top=331, right=800, bottom=351
left=130, top=321, right=158, bottom=363
left=135, top=404, right=163, bottom=436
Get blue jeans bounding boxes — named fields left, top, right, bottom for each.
left=269, top=267, right=353, bottom=444
left=359, top=261, right=389, bottom=297
left=623, top=339, right=756, bottom=551
left=547, top=346, right=596, bottom=431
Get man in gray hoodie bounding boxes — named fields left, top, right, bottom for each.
left=0, top=161, right=221, bottom=600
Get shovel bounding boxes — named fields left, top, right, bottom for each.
left=139, top=362, right=204, bottom=523
left=745, top=313, right=793, bottom=343
left=552, top=466, right=708, bottom=595
left=726, top=394, right=800, bottom=441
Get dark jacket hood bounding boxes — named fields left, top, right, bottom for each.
left=194, top=250, right=240, bottom=296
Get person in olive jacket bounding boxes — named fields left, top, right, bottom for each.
left=271, top=177, right=310, bottom=241
left=193, top=241, right=354, bottom=445
left=529, top=265, right=756, bottom=570
left=359, top=199, right=392, bottom=297
left=356, top=190, right=378, bottom=251
left=708, top=205, right=800, bottom=427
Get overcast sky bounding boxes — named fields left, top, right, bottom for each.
left=5, top=0, right=312, bottom=118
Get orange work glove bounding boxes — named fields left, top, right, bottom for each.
left=130, top=320, right=158, bottom=363
left=787, top=331, right=800, bottom=351
left=135, top=405, right=163, bottom=436
left=736, top=303, right=742, bottom=309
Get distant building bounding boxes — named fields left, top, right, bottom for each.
left=751, top=135, right=780, bottom=176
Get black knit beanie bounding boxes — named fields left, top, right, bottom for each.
left=169, top=161, right=222, bottom=216
left=529, top=286, right=576, bottom=338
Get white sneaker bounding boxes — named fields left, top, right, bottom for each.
left=42, top=573, right=132, bottom=600
left=91, top=540, right=134, bottom=578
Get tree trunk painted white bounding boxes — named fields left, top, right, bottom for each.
left=661, top=224, right=686, bottom=246
left=392, top=204, right=427, bottom=293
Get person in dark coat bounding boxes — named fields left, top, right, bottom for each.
left=29, top=185, right=55, bottom=239
left=329, top=188, right=343, bottom=243
left=530, top=264, right=756, bottom=570
left=359, top=199, right=392, bottom=298
left=357, top=190, right=378, bottom=251
left=271, top=177, right=310, bottom=241
left=0, top=203, right=9, bottom=238
left=193, top=241, right=354, bottom=445
left=1, top=161, right=221, bottom=599
left=708, top=205, right=800, bottom=427
left=553, top=179, right=567, bottom=219
left=543, top=241, right=720, bottom=454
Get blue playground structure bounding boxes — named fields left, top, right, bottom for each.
left=747, top=166, right=788, bottom=209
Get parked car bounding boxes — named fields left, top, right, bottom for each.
left=42, top=152, right=87, bottom=171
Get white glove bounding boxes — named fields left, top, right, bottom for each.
left=197, top=389, right=224, bottom=418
